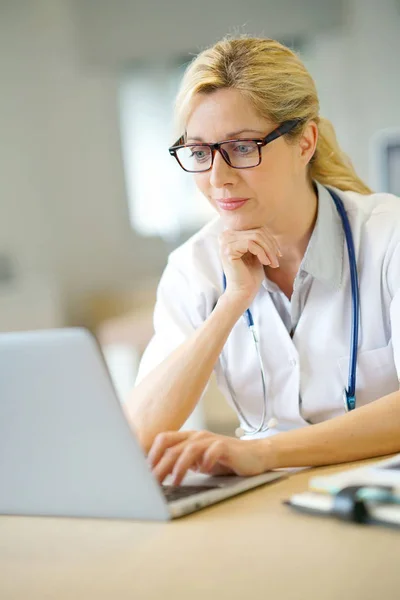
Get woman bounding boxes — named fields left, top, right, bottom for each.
left=124, top=36, right=400, bottom=486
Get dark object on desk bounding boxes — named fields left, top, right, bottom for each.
left=285, top=484, right=400, bottom=529
left=331, top=485, right=372, bottom=523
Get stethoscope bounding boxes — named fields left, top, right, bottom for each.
left=221, top=187, right=360, bottom=437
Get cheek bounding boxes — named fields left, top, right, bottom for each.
left=194, top=174, right=216, bottom=207
left=245, top=159, right=292, bottom=206
left=242, top=166, right=273, bottom=195
left=194, top=173, right=206, bottom=194
left=252, top=147, right=298, bottom=197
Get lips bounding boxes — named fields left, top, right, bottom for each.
left=216, top=198, right=249, bottom=211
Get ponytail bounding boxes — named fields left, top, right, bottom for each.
left=310, top=117, right=372, bottom=194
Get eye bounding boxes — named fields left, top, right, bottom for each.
left=232, top=142, right=257, bottom=155
left=189, top=147, right=210, bottom=162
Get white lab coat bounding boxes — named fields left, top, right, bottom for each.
left=136, top=183, right=400, bottom=439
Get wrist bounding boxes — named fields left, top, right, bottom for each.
left=258, top=436, right=280, bottom=471
left=217, top=291, right=252, bottom=317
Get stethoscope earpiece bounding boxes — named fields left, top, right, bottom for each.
left=235, top=417, right=279, bottom=438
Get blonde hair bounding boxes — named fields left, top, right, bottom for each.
left=174, top=36, right=372, bottom=195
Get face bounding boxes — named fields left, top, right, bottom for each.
left=185, top=88, right=316, bottom=231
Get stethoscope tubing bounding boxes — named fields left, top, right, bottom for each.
left=221, top=186, right=360, bottom=434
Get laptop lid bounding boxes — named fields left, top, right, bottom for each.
left=0, top=328, right=170, bottom=521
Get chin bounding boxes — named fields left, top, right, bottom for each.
left=220, top=211, right=263, bottom=231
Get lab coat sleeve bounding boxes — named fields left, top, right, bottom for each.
left=135, top=258, right=212, bottom=386
left=388, top=242, right=400, bottom=382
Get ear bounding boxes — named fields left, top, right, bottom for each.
left=298, top=121, right=318, bottom=166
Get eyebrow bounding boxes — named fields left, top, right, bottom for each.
left=186, top=129, right=266, bottom=142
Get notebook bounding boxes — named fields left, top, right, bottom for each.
left=285, top=453, right=400, bottom=528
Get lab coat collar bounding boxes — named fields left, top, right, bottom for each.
left=262, top=181, right=344, bottom=293
left=301, top=181, right=344, bottom=291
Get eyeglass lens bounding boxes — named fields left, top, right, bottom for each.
left=176, top=140, right=260, bottom=172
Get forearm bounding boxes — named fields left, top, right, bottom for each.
left=265, top=390, right=400, bottom=469
left=125, top=294, right=246, bottom=453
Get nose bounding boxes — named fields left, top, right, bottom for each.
left=209, top=149, right=238, bottom=188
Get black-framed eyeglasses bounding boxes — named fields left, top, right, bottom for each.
left=168, top=119, right=301, bottom=173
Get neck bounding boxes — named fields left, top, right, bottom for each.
left=271, top=179, right=318, bottom=273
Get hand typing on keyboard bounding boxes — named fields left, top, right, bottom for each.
left=147, top=430, right=272, bottom=486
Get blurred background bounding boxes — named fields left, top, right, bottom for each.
left=1, top=0, right=399, bottom=434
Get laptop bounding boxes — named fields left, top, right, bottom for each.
left=0, top=328, right=285, bottom=521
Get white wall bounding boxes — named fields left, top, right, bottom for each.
left=72, top=0, right=344, bottom=65
left=0, top=0, right=170, bottom=324
left=0, top=0, right=399, bottom=325
left=303, top=0, right=400, bottom=182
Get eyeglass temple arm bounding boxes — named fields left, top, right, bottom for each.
left=169, top=135, right=185, bottom=152
left=262, top=119, right=301, bottom=145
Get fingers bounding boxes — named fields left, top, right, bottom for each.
left=157, top=438, right=233, bottom=486
left=147, top=431, right=192, bottom=468
left=247, top=240, right=271, bottom=266
left=149, top=433, right=268, bottom=486
left=260, top=228, right=282, bottom=258
left=226, top=237, right=277, bottom=268
left=249, top=229, right=282, bottom=267
left=220, top=228, right=282, bottom=268
left=152, top=439, right=193, bottom=484
left=201, top=440, right=232, bottom=472
left=149, top=430, right=211, bottom=484
left=169, top=442, right=210, bottom=486
left=168, top=438, right=233, bottom=485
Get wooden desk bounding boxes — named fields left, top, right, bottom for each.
left=1, top=458, right=399, bottom=600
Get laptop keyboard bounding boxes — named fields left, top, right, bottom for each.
left=162, top=484, right=219, bottom=503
